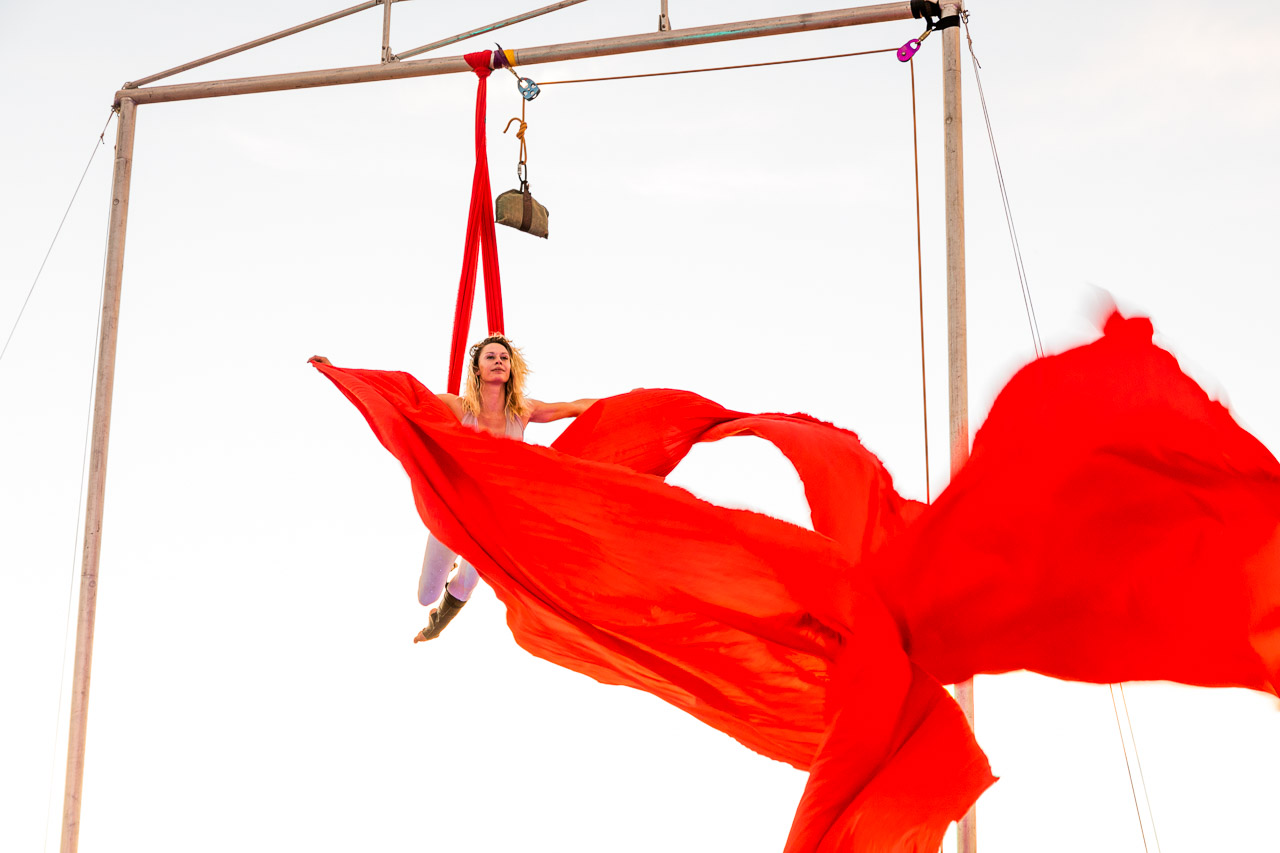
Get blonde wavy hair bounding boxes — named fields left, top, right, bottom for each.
left=461, top=333, right=531, bottom=419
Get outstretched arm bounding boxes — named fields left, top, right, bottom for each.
left=527, top=398, right=598, bottom=423
left=312, top=357, right=464, bottom=422
left=436, top=392, right=466, bottom=420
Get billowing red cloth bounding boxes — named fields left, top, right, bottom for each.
left=311, top=313, right=1279, bottom=851
left=312, top=369, right=993, bottom=850
left=873, top=314, right=1280, bottom=695
left=446, top=50, right=505, bottom=395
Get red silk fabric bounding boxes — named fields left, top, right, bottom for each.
left=446, top=51, right=505, bottom=396
left=871, top=313, right=1280, bottom=695
left=312, top=313, right=1279, bottom=851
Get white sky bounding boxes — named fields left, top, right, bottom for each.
left=2, top=1, right=1278, bottom=851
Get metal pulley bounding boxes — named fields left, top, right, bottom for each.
left=495, top=43, right=540, bottom=100
left=517, top=77, right=540, bottom=101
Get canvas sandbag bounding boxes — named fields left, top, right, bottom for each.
left=495, top=186, right=549, bottom=239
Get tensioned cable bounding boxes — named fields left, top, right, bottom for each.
left=538, top=46, right=898, bottom=86
left=961, top=14, right=1043, bottom=359
left=42, top=222, right=112, bottom=853
left=1118, top=683, right=1164, bottom=853
left=964, top=14, right=1160, bottom=846
left=0, top=110, right=115, bottom=369
left=1109, top=683, right=1152, bottom=853
left=908, top=58, right=930, bottom=503
left=539, top=44, right=927, bottom=497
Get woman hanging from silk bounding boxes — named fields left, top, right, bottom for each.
left=314, top=333, right=598, bottom=642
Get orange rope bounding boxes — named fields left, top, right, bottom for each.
left=909, top=58, right=930, bottom=504
left=538, top=43, right=927, bottom=500
left=504, top=98, right=529, bottom=178
left=538, top=46, right=898, bottom=86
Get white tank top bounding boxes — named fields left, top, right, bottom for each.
left=460, top=409, right=525, bottom=440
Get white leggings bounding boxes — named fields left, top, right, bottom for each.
left=418, top=535, right=480, bottom=605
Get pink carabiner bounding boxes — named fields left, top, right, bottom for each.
left=897, top=38, right=922, bottom=62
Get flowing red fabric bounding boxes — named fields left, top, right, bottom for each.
left=446, top=51, right=505, bottom=395
left=311, top=313, right=1279, bottom=851
left=872, top=313, right=1280, bottom=694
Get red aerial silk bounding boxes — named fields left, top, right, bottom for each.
left=871, top=313, right=1280, bottom=695
left=445, top=51, right=505, bottom=395
left=311, top=313, right=1279, bottom=852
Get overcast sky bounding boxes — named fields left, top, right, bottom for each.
left=2, top=1, right=1278, bottom=852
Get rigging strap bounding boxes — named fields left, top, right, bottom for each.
left=446, top=51, right=507, bottom=395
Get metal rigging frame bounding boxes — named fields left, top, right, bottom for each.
left=65, top=3, right=973, bottom=851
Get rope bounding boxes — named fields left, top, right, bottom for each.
left=1109, top=683, right=1152, bottom=853
left=961, top=13, right=1043, bottom=359
left=1, top=110, right=115, bottom=369
left=503, top=114, right=528, bottom=170
left=1119, top=683, right=1164, bottom=853
left=963, top=15, right=1161, bottom=848
left=963, top=21, right=1161, bottom=839
left=909, top=59, right=930, bottom=504
left=42, top=220, right=112, bottom=853
left=503, top=97, right=529, bottom=185
left=538, top=46, right=898, bottom=86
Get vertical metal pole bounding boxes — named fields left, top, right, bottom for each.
left=60, top=96, right=137, bottom=853
left=941, top=4, right=975, bottom=853
left=658, top=0, right=672, bottom=31
left=381, top=0, right=393, bottom=62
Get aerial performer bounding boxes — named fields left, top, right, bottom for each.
left=311, top=310, right=1279, bottom=852
left=313, top=332, right=598, bottom=644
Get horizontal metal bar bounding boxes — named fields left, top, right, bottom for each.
left=116, top=3, right=916, bottom=106
left=124, top=0, right=413, bottom=89
left=396, top=0, right=594, bottom=61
